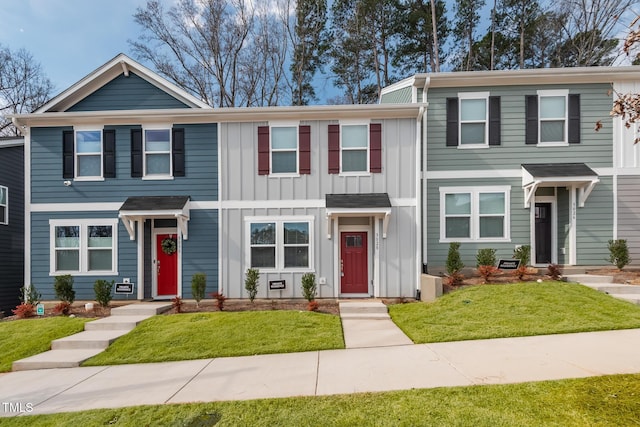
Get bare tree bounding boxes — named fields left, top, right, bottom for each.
left=0, top=46, right=54, bottom=136
left=131, top=0, right=289, bottom=107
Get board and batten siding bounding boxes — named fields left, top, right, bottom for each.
left=220, top=118, right=417, bottom=202
left=425, top=84, right=614, bottom=171
left=616, top=176, right=640, bottom=265
left=67, top=73, right=190, bottom=112
left=30, top=123, right=218, bottom=204
left=614, top=81, right=640, bottom=169
left=0, top=144, right=24, bottom=314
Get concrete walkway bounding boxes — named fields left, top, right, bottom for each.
left=338, top=301, right=413, bottom=348
left=565, top=274, right=640, bottom=305
left=2, top=328, right=640, bottom=417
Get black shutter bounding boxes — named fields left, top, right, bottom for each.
left=103, top=129, right=116, bottom=178
left=172, top=128, right=185, bottom=177
left=62, top=130, right=74, bottom=179
left=446, top=98, right=459, bottom=147
left=568, top=94, right=580, bottom=144
left=525, top=95, right=538, bottom=145
left=488, top=96, right=501, bottom=146
left=131, top=129, right=143, bottom=178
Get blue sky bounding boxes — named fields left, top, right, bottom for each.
left=0, top=0, right=155, bottom=95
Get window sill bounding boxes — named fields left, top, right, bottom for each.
left=49, top=271, right=119, bottom=276
left=268, top=173, right=301, bottom=178
left=439, top=238, right=510, bottom=244
left=142, top=175, right=174, bottom=181
left=251, top=268, right=314, bottom=273
left=339, top=172, right=371, bottom=177
left=73, top=177, right=105, bottom=182
left=457, top=144, right=489, bottom=150
left=537, top=142, right=569, bottom=147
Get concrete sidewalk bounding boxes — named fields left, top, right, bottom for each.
left=3, top=328, right=640, bottom=417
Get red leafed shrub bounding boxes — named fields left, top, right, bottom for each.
left=477, top=265, right=501, bottom=284
left=171, top=296, right=183, bottom=313
left=12, top=303, right=35, bottom=319
left=307, top=300, right=319, bottom=312
left=53, top=301, right=71, bottom=315
left=211, top=292, right=227, bottom=311
left=445, top=272, right=465, bottom=287
left=547, top=264, right=562, bottom=281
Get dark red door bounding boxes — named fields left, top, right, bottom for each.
left=341, top=232, right=368, bottom=294
left=156, top=234, right=178, bottom=296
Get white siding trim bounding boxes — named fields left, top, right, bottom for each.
left=222, top=200, right=323, bottom=209
left=32, top=201, right=221, bottom=212
left=426, top=169, right=522, bottom=179
left=24, top=131, right=32, bottom=288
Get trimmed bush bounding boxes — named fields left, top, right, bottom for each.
left=94, top=279, right=114, bottom=308
left=301, top=273, right=317, bottom=302
left=513, top=245, right=531, bottom=267
left=191, top=273, right=206, bottom=306
left=476, top=248, right=497, bottom=267
left=244, top=268, right=260, bottom=302
left=54, top=275, right=75, bottom=304
left=446, top=242, right=464, bottom=275
left=608, top=239, right=631, bottom=270
left=19, top=284, right=41, bottom=306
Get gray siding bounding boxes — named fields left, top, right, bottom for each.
left=575, top=177, right=614, bottom=264
left=557, top=187, right=570, bottom=265
left=617, top=176, right=640, bottom=266
left=380, top=86, right=413, bottom=104
left=68, top=73, right=190, bottom=111
left=31, top=123, right=218, bottom=204
left=426, top=84, right=613, bottom=171
left=220, top=118, right=416, bottom=202
left=0, top=145, right=24, bottom=314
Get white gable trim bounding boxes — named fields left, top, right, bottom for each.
left=36, top=53, right=211, bottom=113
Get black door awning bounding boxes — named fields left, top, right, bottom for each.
left=325, top=193, right=392, bottom=238
left=522, top=163, right=599, bottom=208
left=119, top=196, right=190, bottom=240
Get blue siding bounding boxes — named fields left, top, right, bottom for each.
left=68, top=73, right=190, bottom=111
left=31, top=123, right=218, bottom=204
left=0, top=144, right=24, bottom=314
left=182, top=209, right=218, bottom=297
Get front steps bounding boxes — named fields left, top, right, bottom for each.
left=12, top=303, right=171, bottom=371
left=339, top=301, right=413, bottom=348
left=565, top=275, right=640, bottom=306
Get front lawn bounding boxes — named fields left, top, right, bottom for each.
left=0, top=317, right=92, bottom=372
left=3, top=373, right=639, bottom=426
left=83, top=310, right=344, bottom=366
left=389, top=282, right=640, bottom=343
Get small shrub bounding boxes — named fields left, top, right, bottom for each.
left=94, top=279, right=114, bottom=308
left=446, top=242, right=464, bottom=275
left=171, top=296, right=183, bottom=313
left=53, top=301, right=72, bottom=316
left=547, top=264, right=562, bottom=281
left=211, top=292, right=227, bottom=311
left=12, top=303, right=35, bottom=318
left=19, top=284, right=41, bottom=306
left=191, top=273, right=207, bottom=307
left=476, top=248, right=497, bottom=268
left=244, top=268, right=260, bottom=302
left=513, top=245, right=531, bottom=267
left=477, top=265, right=501, bottom=284
left=301, top=273, right=317, bottom=302
left=608, top=239, right=631, bottom=270
left=307, top=300, right=319, bottom=312
left=513, top=264, right=528, bottom=281
left=445, top=271, right=465, bottom=287
left=54, top=275, right=75, bottom=304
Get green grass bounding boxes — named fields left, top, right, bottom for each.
left=3, top=374, right=640, bottom=426
left=390, top=282, right=640, bottom=343
left=0, top=317, right=92, bottom=372
left=83, top=311, right=344, bottom=366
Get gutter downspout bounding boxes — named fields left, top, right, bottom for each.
left=416, top=104, right=426, bottom=295
left=421, top=77, right=430, bottom=276
left=12, top=117, right=31, bottom=294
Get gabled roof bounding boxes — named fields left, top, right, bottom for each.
left=36, top=53, right=212, bottom=113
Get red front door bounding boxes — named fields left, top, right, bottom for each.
left=341, top=232, right=368, bottom=294
left=156, top=234, right=178, bottom=296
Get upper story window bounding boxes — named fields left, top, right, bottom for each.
left=0, top=186, right=7, bottom=225
left=440, top=186, right=510, bottom=243
left=63, top=128, right=115, bottom=180
left=257, top=124, right=310, bottom=176
left=526, top=90, right=580, bottom=146
left=131, top=127, right=185, bottom=179
left=75, top=130, right=102, bottom=178
left=447, top=94, right=501, bottom=148
left=328, top=122, right=382, bottom=174
left=50, top=219, right=118, bottom=275
left=246, top=216, right=313, bottom=271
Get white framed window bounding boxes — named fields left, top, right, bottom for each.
left=0, top=186, right=7, bottom=225
left=538, top=89, right=568, bottom=145
left=271, top=125, right=298, bottom=174
left=49, top=219, right=118, bottom=275
left=75, top=129, right=103, bottom=179
left=341, top=123, right=369, bottom=173
left=459, top=92, right=489, bottom=147
left=440, top=186, right=510, bottom=242
left=144, top=128, right=172, bottom=178
left=246, top=216, right=313, bottom=271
